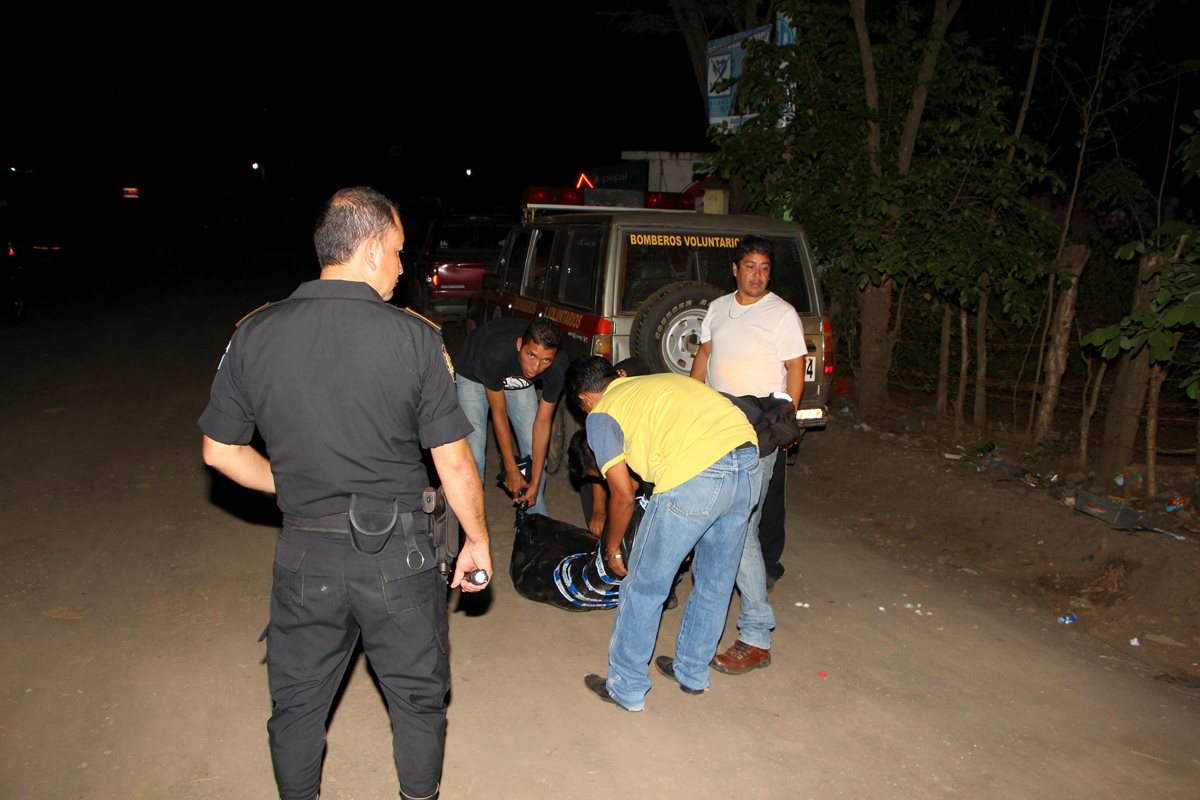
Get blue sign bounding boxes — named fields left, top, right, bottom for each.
left=707, top=14, right=796, bottom=129
left=587, top=161, right=650, bottom=191
left=706, top=23, right=770, bottom=123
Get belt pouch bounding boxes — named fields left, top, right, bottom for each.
left=347, top=494, right=398, bottom=555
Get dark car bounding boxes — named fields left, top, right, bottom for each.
left=416, top=214, right=514, bottom=317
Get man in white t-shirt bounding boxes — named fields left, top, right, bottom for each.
left=690, top=234, right=806, bottom=674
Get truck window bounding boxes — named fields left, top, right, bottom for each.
left=619, top=231, right=737, bottom=313
left=503, top=229, right=534, bottom=293
left=618, top=231, right=813, bottom=314
left=763, top=239, right=814, bottom=314
left=522, top=227, right=558, bottom=298
left=551, top=226, right=604, bottom=311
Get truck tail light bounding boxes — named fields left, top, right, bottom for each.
left=591, top=318, right=614, bottom=360
left=822, top=319, right=835, bottom=376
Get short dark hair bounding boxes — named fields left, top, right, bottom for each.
left=314, top=187, right=399, bottom=267
left=521, top=317, right=562, bottom=350
left=565, top=356, right=619, bottom=408
left=734, top=234, right=774, bottom=264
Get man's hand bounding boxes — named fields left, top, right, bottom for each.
left=784, top=355, right=805, bottom=410
left=526, top=398, right=557, bottom=508
left=602, top=547, right=628, bottom=579
left=689, top=340, right=712, bottom=383
left=451, top=537, right=493, bottom=593
left=601, top=460, right=637, bottom=580
left=587, top=511, right=606, bottom=538
left=585, top=482, right=608, bottom=538
left=503, top=465, right=529, bottom=500
left=514, top=477, right=539, bottom=507
left=430, top=438, right=491, bottom=593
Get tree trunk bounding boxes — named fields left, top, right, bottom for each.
left=857, top=280, right=893, bottom=417
left=1007, top=0, right=1053, bottom=161
left=1098, top=252, right=1163, bottom=482
left=1030, top=6, right=1118, bottom=444
left=1195, top=395, right=1200, bottom=499
left=1078, top=358, right=1107, bottom=473
left=670, top=0, right=712, bottom=114
left=895, top=0, right=963, bottom=177
left=1033, top=244, right=1090, bottom=443
left=955, top=307, right=969, bottom=438
left=1099, top=349, right=1151, bottom=486
left=849, top=0, right=959, bottom=419
left=1146, top=362, right=1167, bottom=499
left=974, top=280, right=989, bottom=428
left=848, top=0, right=883, bottom=181
left=937, top=304, right=952, bottom=420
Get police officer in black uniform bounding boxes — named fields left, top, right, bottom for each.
left=199, top=187, right=491, bottom=800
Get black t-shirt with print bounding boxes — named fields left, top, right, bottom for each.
left=454, top=317, right=566, bottom=402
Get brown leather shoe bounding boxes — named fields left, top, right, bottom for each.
left=711, top=640, right=771, bottom=675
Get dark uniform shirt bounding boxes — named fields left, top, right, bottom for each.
left=454, top=317, right=567, bottom=402
left=198, top=279, right=471, bottom=517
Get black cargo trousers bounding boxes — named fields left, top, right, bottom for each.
left=266, top=526, right=448, bottom=800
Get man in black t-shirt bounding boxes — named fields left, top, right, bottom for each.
left=455, top=317, right=565, bottom=516
left=200, top=187, right=490, bottom=800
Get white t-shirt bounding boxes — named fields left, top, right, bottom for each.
left=700, top=291, right=807, bottom=398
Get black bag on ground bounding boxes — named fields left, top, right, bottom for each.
left=508, top=500, right=646, bottom=611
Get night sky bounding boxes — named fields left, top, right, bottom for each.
left=4, top=1, right=1195, bottom=259
left=5, top=3, right=709, bottom=242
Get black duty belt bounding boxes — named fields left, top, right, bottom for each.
left=284, top=503, right=425, bottom=567
left=282, top=512, right=353, bottom=533
left=281, top=488, right=459, bottom=583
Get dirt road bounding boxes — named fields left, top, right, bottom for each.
left=2, top=263, right=1197, bottom=799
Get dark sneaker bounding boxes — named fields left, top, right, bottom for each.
left=711, top=640, right=771, bottom=675
left=584, top=673, right=643, bottom=711
left=654, top=655, right=706, bottom=694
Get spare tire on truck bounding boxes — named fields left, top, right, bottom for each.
left=630, top=281, right=723, bottom=375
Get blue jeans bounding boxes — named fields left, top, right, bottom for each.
left=456, top=375, right=548, bottom=516
left=605, top=445, right=761, bottom=709
left=732, top=448, right=777, bottom=650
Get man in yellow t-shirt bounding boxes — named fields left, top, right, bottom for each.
left=566, top=356, right=761, bottom=711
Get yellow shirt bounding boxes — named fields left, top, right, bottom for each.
left=586, top=374, right=756, bottom=494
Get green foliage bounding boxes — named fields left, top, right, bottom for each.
left=1181, top=110, right=1200, bottom=181
left=1085, top=115, right=1200, bottom=396
left=707, top=0, right=1059, bottom=336
left=1085, top=159, right=1158, bottom=240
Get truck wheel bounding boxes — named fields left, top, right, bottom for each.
left=630, top=281, right=723, bottom=375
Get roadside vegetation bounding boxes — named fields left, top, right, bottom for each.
left=620, top=0, right=1200, bottom=497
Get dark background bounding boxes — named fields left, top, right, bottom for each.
left=3, top=3, right=710, bottom=260
left=4, top=2, right=1196, bottom=267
